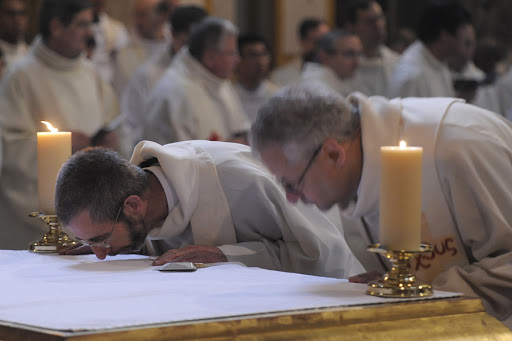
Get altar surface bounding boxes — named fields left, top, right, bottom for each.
left=0, top=250, right=509, bottom=340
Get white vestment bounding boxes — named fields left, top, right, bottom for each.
left=120, top=48, right=173, bottom=153
left=143, top=49, right=249, bottom=144
left=343, top=92, right=512, bottom=327
left=355, top=45, right=399, bottom=96
left=131, top=140, right=364, bottom=279
left=112, top=29, right=170, bottom=95
left=90, top=13, right=130, bottom=84
left=0, top=39, right=29, bottom=69
left=0, top=36, right=119, bottom=250
left=270, top=57, right=302, bottom=87
left=387, top=41, right=455, bottom=98
left=301, top=62, right=362, bottom=97
left=233, top=80, right=280, bottom=122
left=494, top=68, right=512, bottom=118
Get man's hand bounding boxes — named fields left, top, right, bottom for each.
left=348, top=270, right=383, bottom=283
left=153, top=245, right=228, bottom=266
left=58, top=243, right=93, bottom=255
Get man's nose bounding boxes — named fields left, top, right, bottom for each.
left=91, top=246, right=109, bottom=260
left=286, top=191, right=300, bottom=203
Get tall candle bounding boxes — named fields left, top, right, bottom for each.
left=37, top=121, right=71, bottom=214
left=379, top=141, right=422, bottom=251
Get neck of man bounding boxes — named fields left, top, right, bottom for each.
left=142, top=172, right=169, bottom=232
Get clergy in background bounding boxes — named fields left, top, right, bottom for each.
left=0, top=0, right=120, bottom=249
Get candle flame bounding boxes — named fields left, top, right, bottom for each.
left=41, top=121, right=58, bottom=133
left=399, top=140, right=407, bottom=149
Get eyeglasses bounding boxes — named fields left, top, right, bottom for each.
left=281, top=144, right=322, bottom=195
left=76, top=206, right=122, bottom=248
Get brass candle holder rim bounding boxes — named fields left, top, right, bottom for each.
left=367, top=243, right=432, bottom=255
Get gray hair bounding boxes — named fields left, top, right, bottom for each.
left=55, top=148, right=149, bottom=226
left=188, top=16, right=238, bottom=61
left=316, top=29, right=357, bottom=56
left=250, top=85, right=360, bottom=164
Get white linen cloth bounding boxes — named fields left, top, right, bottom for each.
left=0, top=250, right=460, bottom=332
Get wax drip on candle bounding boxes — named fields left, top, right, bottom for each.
left=399, top=140, right=406, bottom=149
left=41, top=121, right=58, bottom=133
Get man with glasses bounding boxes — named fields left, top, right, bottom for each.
left=301, top=29, right=365, bottom=97
left=56, top=140, right=364, bottom=280
left=0, top=0, right=28, bottom=69
left=250, top=84, right=512, bottom=328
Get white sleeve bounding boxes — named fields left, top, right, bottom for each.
left=218, top=165, right=364, bottom=279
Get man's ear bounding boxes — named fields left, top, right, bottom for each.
left=123, top=195, right=144, bottom=216
left=322, top=138, right=346, bottom=168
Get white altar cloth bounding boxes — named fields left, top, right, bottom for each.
left=0, top=250, right=461, bottom=332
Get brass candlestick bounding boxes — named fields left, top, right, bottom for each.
left=366, top=243, right=432, bottom=297
left=29, top=212, right=77, bottom=253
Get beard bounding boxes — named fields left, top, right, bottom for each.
left=121, top=214, right=148, bottom=253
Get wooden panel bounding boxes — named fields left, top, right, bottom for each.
left=0, top=298, right=509, bottom=341
left=274, top=0, right=334, bottom=66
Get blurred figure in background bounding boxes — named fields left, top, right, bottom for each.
left=120, top=5, right=206, bottom=153
left=345, top=0, right=399, bottom=96
left=270, top=18, right=329, bottom=87
left=301, top=29, right=363, bottom=97
left=0, top=0, right=120, bottom=249
left=0, top=0, right=28, bottom=68
left=446, top=21, right=484, bottom=104
left=388, top=2, right=473, bottom=98
left=143, top=17, right=248, bottom=145
left=389, top=27, right=416, bottom=55
left=233, top=34, right=280, bottom=123
left=472, top=37, right=506, bottom=114
left=113, top=0, right=171, bottom=95
left=89, top=0, right=130, bottom=84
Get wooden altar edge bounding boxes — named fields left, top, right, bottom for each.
left=0, top=297, right=509, bottom=340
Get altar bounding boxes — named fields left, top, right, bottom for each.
left=0, top=250, right=509, bottom=340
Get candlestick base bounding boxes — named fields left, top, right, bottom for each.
left=28, top=212, right=77, bottom=253
left=366, top=243, right=433, bottom=298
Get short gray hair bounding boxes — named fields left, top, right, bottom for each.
left=250, top=85, right=360, bottom=163
left=55, top=148, right=149, bottom=226
left=188, top=16, right=238, bottom=61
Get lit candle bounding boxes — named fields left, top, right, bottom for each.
left=379, top=141, right=422, bottom=250
left=37, top=121, right=71, bottom=214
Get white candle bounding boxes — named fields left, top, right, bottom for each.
left=37, top=121, right=71, bottom=214
left=379, top=141, right=422, bottom=251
